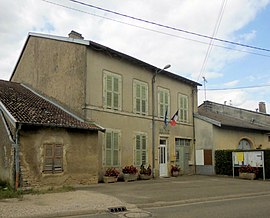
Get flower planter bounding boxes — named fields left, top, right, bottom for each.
left=123, top=173, right=138, bottom=182
left=171, top=171, right=180, bottom=177
left=103, top=176, right=118, bottom=183
left=239, top=172, right=256, bottom=180
left=139, top=174, right=152, bottom=180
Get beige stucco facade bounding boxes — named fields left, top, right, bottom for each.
left=12, top=36, right=87, bottom=117
left=0, top=115, right=15, bottom=185
left=11, top=32, right=199, bottom=179
left=18, top=126, right=100, bottom=188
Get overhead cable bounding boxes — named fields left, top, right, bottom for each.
left=41, top=0, right=270, bottom=58
left=66, top=0, right=270, bottom=53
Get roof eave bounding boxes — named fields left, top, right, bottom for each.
left=19, top=122, right=104, bottom=132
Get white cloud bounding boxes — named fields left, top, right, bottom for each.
left=224, top=80, right=240, bottom=87
left=1, top=0, right=270, bottom=110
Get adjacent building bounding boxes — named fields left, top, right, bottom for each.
left=0, top=80, right=103, bottom=189
left=194, top=101, right=270, bottom=175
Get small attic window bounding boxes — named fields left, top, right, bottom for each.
left=238, top=139, right=251, bottom=150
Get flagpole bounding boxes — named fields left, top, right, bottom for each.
left=152, top=64, right=171, bottom=178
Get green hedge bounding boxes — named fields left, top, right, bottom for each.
left=215, top=149, right=270, bottom=179
left=215, top=150, right=233, bottom=176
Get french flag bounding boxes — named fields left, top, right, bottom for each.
left=170, top=110, right=179, bottom=126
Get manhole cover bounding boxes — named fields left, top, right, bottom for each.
left=124, top=211, right=152, bottom=217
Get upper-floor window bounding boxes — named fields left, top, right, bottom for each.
left=158, top=87, right=170, bottom=118
left=43, top=143, right=63, bottom=174
left=179, top=94, right=188, bottom=123
left=104, top=130, right=121, bottom=166
left=134, top=133, right=148, bottom=166
left=133, top=80, right=148, bottom=115
left=103, top=71, right=122, bottom=111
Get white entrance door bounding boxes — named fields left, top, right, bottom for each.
left=159, top=139, right=168, bottom=177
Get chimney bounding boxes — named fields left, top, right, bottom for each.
left=68, top=30, right=84, bottom=39
left=259, top=102, right=266, bottom=113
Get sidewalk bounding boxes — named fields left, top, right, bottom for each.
left=0, top=190, right=133, bottom=218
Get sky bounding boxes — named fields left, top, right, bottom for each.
left=1, top=0, right=270, bottom=112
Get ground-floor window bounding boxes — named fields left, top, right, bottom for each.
left=104, top=130, right=120, bottom=166
left=43, top=143, right=63, bottom=173
left=175, top=138, right=190, bottom=163
left=134, top=133, right=148, bottom=166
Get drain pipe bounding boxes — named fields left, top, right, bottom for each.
left=192, top=88, right=197, bottom=174
left=15, top=123, right=21, bottom=190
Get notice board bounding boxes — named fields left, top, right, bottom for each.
left=233, top=151, right=264, bottom=167
left=232, top=151, right=265, bottom=180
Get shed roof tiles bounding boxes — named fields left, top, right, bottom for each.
left=0, top=80, right=103, bottom=131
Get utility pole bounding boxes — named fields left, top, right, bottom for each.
left=202, top=76, right=207, bottom=101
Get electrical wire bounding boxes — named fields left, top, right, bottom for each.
left=198, top=84, right=270, bottom=91
left=41, top=0, right=270, bottom=58
left=197, top=0, right=227, bottom=82
left=66, top=0, right=270, bottom=53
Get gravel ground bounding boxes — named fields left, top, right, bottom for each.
left=0, top=190, right=132, bottom=218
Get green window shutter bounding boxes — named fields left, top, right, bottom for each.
left=141, top=85, right=145, bottom=114
left=133, top=81, right=148, bottom=115
left=134, top=134, right=148, bottom=166
left=144, top=85, right=148, bottom=115
left=136, top=84, right=141, bottom=113
left=103, top=72, right=122, bottom=111
left=105, top=132, right=112, bottom=165
left=179, top=95, right=188, bottom=122
left=113, top=77, right=118, bottom=110
left=118, top=77, right=122, bottom=111
left=133, top=82, right=137, bottom=113
left=103, top=74, right=107, bottom=108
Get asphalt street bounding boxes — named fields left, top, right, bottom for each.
left=74, top=175, right=270, bottom=218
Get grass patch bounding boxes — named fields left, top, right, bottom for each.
left=0, top=181, right=23, bottom=200
left=0, top=180, right=75, bottom=200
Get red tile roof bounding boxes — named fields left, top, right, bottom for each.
left=0, top=80, right=103, bottom=131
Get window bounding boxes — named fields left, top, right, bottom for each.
left=179, top=94, right=188, bottom=123
left=104, top=130, right=120, bottom=166
left=175, top=138, right=190, bottom=163
left=103, top=71, right=122, bottom=110
left=133, top=80, right=148, bottom=115
left=134, top=133, right=148, bottom=166
left=158, top=88, right=170, bottom=118
left=238, top=139, right=251, bottom=150
left=43, top=144, right=63, bottom=173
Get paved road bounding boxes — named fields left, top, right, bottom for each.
left=75, top=175, right=270, bottom=218
left=1, top=175, right=270, bottom=217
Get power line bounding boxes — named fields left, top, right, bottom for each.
left=41, top=0, right=270, bottom=58
left=66, top=0, right=270, bottom=53
left=197, top=0, right=227, bottom=82
left=198, top=84, right=270, bottom=91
